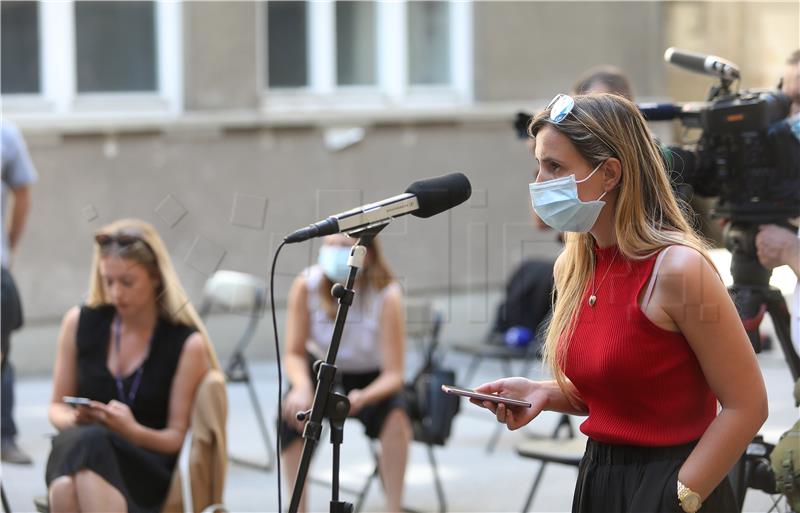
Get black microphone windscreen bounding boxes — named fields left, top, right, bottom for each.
left=405, top=172, right=472, bottom=218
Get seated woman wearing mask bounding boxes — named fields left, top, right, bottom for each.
left=280, top=234, right=411, bottom=513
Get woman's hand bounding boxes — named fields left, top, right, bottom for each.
left=93, top=400, right=138, bottom=439
left=347, top=389, right=367, bottom=416
left=73, top=404, right=102, bottom=425
left=470, top=378, right=549, bottom=430
left=284, top=387, right=313, bottom=432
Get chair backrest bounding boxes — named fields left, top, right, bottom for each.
left=200, top=270, right=266, bottom=316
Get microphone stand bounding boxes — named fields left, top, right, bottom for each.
left=288, top=223, right=388, bottom=513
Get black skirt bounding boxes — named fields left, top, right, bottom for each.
left=573, top=438, right=738, bottom=513
left=46, top=425, right=176, bottom=513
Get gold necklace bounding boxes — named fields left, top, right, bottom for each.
left=588, top=249, right=618, bottom=307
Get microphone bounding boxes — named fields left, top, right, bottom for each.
left=284, top=172, right=472, bottom=243
left=664, top=47, right=740, bottom=81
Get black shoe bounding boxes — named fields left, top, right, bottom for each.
left=1, top=440, right=32, bottom=465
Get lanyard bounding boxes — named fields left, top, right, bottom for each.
left=113, top=315, right=153, bottom=406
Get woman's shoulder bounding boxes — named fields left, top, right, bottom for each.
left=159, top=316, right=198, bottom=344
left=658, top=244, right=712, bottom=274
left=75, top=303, right=114, bottom=330
left=656, top=244, right=719, bottom=297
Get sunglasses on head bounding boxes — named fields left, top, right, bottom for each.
left=544, top=93, right=617, bottom=155
left=546, top=93, right=576, bottom=123
left=94, top=231, right=154, bottom=255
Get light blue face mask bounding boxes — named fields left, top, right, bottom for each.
left=318, top=245, right=352, bottom=283
left=529, top=161, right=608, bottom=233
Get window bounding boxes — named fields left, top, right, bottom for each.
left=267, top=1, right=308, bottom=88
left=2, top=0, right=180, bottom=115
left=1, top=1, right=41, bottom=94
left=75, top=1, right=157, bottom=93
left=263, top=0, right=472, bottom=107
left=335, top=1, right=376, bottom=86
left=408, top=1, right=450, bottom=85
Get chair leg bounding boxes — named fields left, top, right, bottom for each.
left=485, top=423, right=504, bottom=454
left=426, top=444, right=447, bottom=513
left=246, top=376, right=276, bottom=470
left=2, top=483, right=11, bottom=513
left=462, top=355, right=483, bottom=386
left=520, top=462, right=548, bottom=513
left=353, top=445, right=381, bottom=513
left=228, top=363, right=275, bottom=471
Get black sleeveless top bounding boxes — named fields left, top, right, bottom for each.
left=76, top=304, right=194, bottom=427
left=45, top=305, right=196, bottom=512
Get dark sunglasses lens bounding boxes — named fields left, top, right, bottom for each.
left=94, top=234, right=113, bottom=247
left=115, top=235, right=139, bottom=247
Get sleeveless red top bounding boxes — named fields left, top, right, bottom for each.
left=564, top=245, right=717, bottom=446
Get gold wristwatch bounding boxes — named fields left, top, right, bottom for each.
left=677, top=480, right=702, bottom=513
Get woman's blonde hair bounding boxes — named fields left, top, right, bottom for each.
left=87, top=218, right=221, bottom=371
left=528, top=94, right=715, bottom=400
left=318, top=236, right=396, bottom=319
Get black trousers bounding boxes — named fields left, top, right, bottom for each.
left=573, top=438, right=738, bottom=513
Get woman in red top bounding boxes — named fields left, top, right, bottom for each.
left=473, top=93, right=767, bottom=512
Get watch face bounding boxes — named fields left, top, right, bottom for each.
left=683, top=494, right=701, bottom=512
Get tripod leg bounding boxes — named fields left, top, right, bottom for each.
left=765, top=292, right=800, bottom=381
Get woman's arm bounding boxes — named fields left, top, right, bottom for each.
left=282, top=274, right=314, bottom=430
left=348, top=284, right=405, bottom=413
left=101, top=332, right=210, bottom=454
left=284, top=275, right=313, bottom=392
left=659, top=246, right=768, bottom=501
left=49, top=307, right=87, bottom=430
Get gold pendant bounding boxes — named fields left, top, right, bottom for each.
left=588, top=295, right=597, bottom=307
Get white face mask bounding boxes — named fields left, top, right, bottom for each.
left=318, top=245, right=352, bottom=283
left=529, top=161, right=608, bottom=233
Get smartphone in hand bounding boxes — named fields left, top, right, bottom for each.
left=441, top=384, right=532, bottom=408
left=63, top=396, right=92, bottom=407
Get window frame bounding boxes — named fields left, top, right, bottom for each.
left=260, top=0, right=473, bottom=113
left=2, top=0, right=182, bottom=116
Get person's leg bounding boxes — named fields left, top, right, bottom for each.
left=281, top=439, right=307, bottom=513
left=73, top=469, right=127, bottom=513
left=0, top=335, right=17, bottom=443
left=378, top=408, right=412, bottom=512
left=49, top=476, right=80, bottom=513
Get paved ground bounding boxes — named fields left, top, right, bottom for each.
left=2, top=345, right=797, bottom=513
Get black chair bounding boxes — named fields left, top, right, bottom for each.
left=450, top=259, right=554, bottom=452
left=515, top=414, right=584, bottom=513
left=340, top=304, right=458, bottom=513
left=199, top=270, right=274, bottom=471
left=452, top=259, right=553, bottom=386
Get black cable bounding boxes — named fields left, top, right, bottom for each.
left=270, top=240, right=287, bottom=513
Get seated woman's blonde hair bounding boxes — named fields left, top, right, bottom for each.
left=87, top=218, right=220, bottom=371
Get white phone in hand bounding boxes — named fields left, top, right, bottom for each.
left=441, top=384, right=532, bottom=408
left=62, top=396, right=92, bottom=407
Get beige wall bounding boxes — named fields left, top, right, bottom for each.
left=664, top=2, right=799, bottom=101
left=474, top=2, right=669, bottom=102
left=8, top=0, right=799, bottom=331
left=18, top=122, right=557, bottom=324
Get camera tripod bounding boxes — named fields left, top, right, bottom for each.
left=724, top=221, right=799, bottom=512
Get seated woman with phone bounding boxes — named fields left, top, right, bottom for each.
left=46, top=219, right=220, bottom=513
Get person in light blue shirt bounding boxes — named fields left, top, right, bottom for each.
left=1, top=120, right=38, bottom=464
